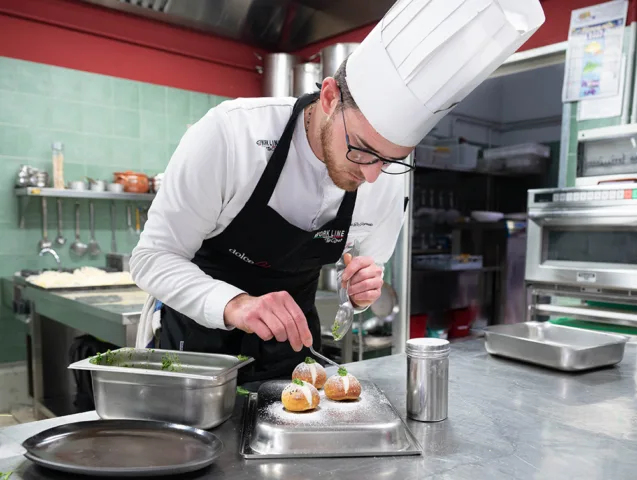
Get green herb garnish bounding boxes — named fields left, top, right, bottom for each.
left=237, top=354, right=249, bottom=361
left=90, top=350, right=115, bottom=366
left=332, top=320, right=342, bottom=339
left=338, top=366, right=348, bottom=376
left=161, top=353, right=182, bottom=372
left=236, top=386, right=250, bottom=396
left=304, top=356, right=316, bottom=364
left=292, top=378, right=304, bottom=386
left=0, top=471, right=14, bottom=480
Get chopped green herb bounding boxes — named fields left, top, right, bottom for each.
left=237, top=354, right=249, bottom=362
left=0, top=471, right=14, bottom=480
left=90, top=350, right=115, bottom=366
left=161, top=353, right=182, bottom=372
left=332, top=320, right=342, bottom=339
left=292, top=378, right=304, bottom=386
left=236, top=386, right=250, bottom=396
left=338, top=366, right=348, bottom=376
left=304, top=356, right=316, bottom=364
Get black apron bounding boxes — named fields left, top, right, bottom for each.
left=161, top=92, right=357, bottom=383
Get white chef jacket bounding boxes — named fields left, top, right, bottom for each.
left=130, top=96, right=406, bottom=331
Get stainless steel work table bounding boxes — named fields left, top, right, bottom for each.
left=2, top=339, right=636, bottom=479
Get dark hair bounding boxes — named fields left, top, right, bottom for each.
left=333, top=57, right=359, bottom=112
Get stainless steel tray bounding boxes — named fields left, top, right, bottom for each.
left=484, top=321, right=628, bottom=371
left=240, top=379, right=422, bottom=459
left=69, top=348, right=254, bottom=429
left=22, top=419, right=223, bottom=477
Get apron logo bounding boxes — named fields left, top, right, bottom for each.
left=228, top=249, right=270, bottom=268
left=314, top=230, right=345, bottom=244
left=256, top=139, right=278, bottom=152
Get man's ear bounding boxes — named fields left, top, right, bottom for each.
left=319, top=77, right=340, bottom=115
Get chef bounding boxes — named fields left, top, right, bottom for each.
left=131, top=0, right=544, bottom=382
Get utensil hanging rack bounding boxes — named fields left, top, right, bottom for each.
left=15, top=187, right=155, bottom=229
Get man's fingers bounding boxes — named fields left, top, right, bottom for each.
left=282, top=294, right=313, bottom=348
left=237, top=292, right=313, bottom=351
left=271, top=294, right=303, bottom=352
left=244, top=317, right=274, bottom=341
left=261, top=307, right=288, bottom=343
left=352, top=289, right=381, bottom=304
left=348, top=277, right=383, bottom=296
left=348, top=266, right=383, bottom=289
left=342, top=256, right=373, bottom=282
left=342, top=256, right=376, bottom=283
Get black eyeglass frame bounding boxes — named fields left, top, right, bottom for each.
left=338, top=90, right=414, bottom=175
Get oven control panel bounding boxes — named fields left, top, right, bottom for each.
left=534, top=188, right=637, bottom=204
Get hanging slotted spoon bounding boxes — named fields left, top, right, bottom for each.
left=87, top=201, right=101, bottom=257
left=70, top=202, right=88, bottom=257
left=37, top=198, right=52, bottom=251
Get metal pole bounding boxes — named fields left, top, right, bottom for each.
left=392, top=156, right=414, bottom=354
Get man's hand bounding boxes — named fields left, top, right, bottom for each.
left=223, top=292, right=313, bottom=352
left=341, top=254, right=383, bottom=308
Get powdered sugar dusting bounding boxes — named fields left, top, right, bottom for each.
left=260, top=381, right=392, bottom=427
left=293, top=362, right=324, bottom=386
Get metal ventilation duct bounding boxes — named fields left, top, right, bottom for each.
left=78, top=0, right=395, bottom=51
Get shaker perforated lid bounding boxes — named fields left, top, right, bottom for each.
left=406, top=338, right=450, bottom=356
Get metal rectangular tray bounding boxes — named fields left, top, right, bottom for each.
left=484, top=321, right=628, bottom=371
left=69, top=348, right=253, bottom=429
left=240, top=379, right=422, bottom=459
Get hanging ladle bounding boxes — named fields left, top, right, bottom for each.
left=69, top=201, right=88, bottom=257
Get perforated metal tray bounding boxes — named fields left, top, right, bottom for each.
left=240, top=379, right=422, bottom=459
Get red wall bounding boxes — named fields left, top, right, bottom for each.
left=294, top=0, right=637, bottom=60
left=2, top=0, right=636, bottom=97
left=0, top=0, right=264, bottom=98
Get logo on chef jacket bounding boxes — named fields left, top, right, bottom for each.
left=228, top=249, right=270, bottom=268
left=256, top=140, right=278, bottom=152
left=314, top=230, right=346, bottom=244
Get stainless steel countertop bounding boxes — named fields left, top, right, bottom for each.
left=15, top=280, right=339, bottom=327
left=12, top=278, right=340, bottom=347
left=2, top=339, right=637, bottom=479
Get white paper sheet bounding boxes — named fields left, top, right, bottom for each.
left=577, top=53, right=627, bottom=120
left=562, top=0, right=629, bottom=103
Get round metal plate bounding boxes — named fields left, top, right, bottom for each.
left=21, top=420, right=223, bottom=477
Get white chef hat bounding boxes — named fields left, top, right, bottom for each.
left=346, top=0, right=546, bottom=147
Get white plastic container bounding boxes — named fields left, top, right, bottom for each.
left=483, top=143, right=550, bottom=173
left=415, top=144, right=479, bottom=170
left=415, top=145, right=436, bottom=167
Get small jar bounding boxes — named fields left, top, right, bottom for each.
left=406, top=338, right=449, bottom=422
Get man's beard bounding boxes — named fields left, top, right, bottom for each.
left=319, top=116, right=362, bottom=192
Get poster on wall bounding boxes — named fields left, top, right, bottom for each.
left=562, top=0, right=628, bottom=103
left=577, top=54, right=626, bottom=120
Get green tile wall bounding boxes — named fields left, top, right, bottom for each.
left=0, top=57, right=231, bottom=363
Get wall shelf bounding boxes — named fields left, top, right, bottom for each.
left=15, top=188, right=155, bottom=229
left=14, top=187, right=155, bottom=201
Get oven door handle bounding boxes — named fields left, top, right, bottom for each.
left=528, top=209, right=637, bottom=225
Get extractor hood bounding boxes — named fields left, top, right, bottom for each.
left=78, top=0, right=395, bottom=52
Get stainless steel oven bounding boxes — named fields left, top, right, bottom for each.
left=526, top=184, right=637, bottom=290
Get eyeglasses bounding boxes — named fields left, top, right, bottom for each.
left=339, top=91, right=414, bottom=175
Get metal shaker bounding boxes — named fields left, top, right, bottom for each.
left=406, top=338, right=449, bottom=422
